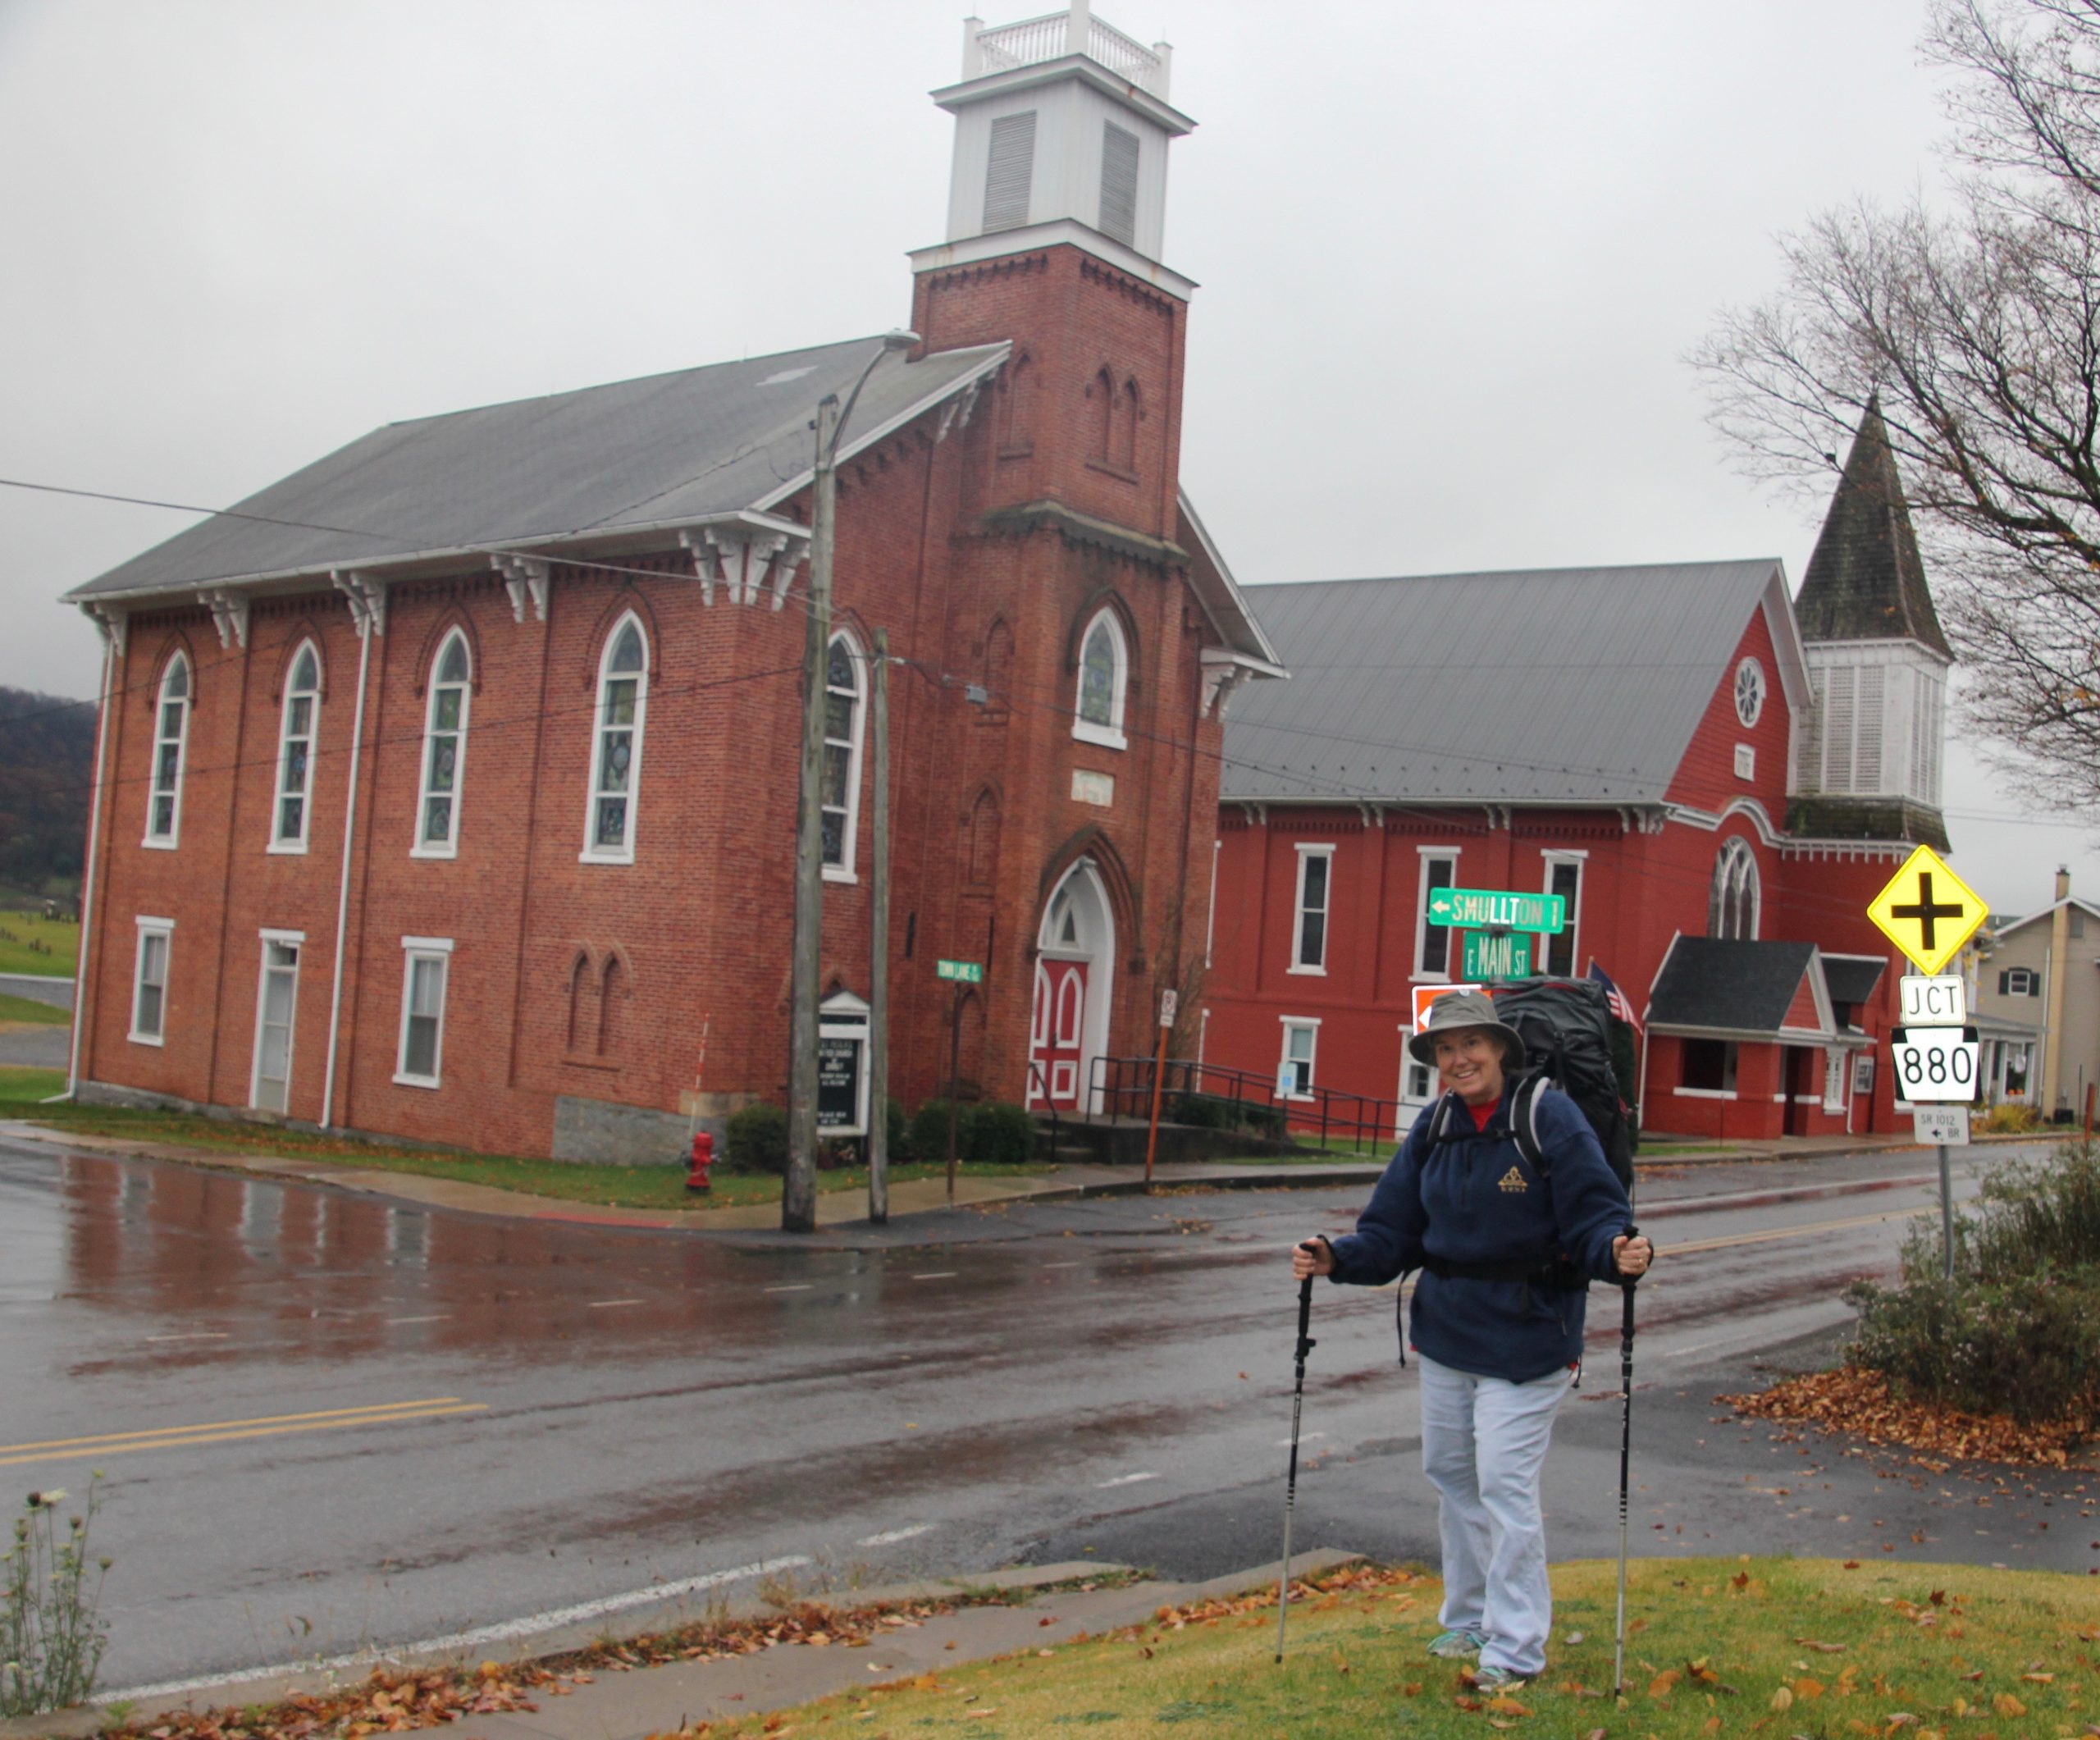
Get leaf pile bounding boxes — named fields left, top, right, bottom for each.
left=1720, top=1364, right=2094, bottom=1467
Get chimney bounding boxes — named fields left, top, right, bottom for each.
left=2057, top=865, right=2071, bottom=902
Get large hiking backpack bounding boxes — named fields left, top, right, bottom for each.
left=1487, top=978, right=1637, bottom=1191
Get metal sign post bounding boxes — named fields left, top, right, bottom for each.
left=934, top=961, right=984, bottom=1203
left=1867, top=852, right=1988, bottom=1288
left=1144, top=988, right=1178, bottom=1194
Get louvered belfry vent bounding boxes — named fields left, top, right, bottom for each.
left=983, top=112, right=1038, bottom=232
left=1098, top=122, right=1139, bottom=245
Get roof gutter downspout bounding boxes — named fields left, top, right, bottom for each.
left=321, top=575, right=381, bottom=1130
left=66, top=621, right=119, bottom=1099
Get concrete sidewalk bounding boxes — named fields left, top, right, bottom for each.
left=16, top=1551, right=1363, bottom=1740
left=0, top=1117, right=1986, bottom=1240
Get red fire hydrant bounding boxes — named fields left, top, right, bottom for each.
left=687, top=1130, right=714, bottom=1194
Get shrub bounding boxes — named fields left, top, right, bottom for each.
left=966, top=1100, right=1035, bottom=1165
left=908, top=1098, right=962, bottom=1165
left=1168, top=1091, right=1232, bottom=1130
left=1845, top=1139, right=2100, bottom=1425
left=1981, top=1100, right=2043, bottom=1135
left=722, top=1103, right=788, bottom=1175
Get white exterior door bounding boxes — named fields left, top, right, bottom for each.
left=252, top=939, right=300, bottom=1113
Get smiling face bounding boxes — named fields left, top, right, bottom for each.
left=1432, top=1026, right=1509, bottom=1107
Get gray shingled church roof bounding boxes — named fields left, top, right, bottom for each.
left=1218, top=560, right=1784, bottom=804
left=1649, top=938, right=1821, bottom=1034
left=65, top=337, right=1011, bottom=602
left=1794, top=397, right=1952, bottom=659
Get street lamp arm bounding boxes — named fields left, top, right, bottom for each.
left=822, top=330, right=922, bottom=467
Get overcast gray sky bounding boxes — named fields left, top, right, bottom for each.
left=1, top=0, right=2089, bottom=916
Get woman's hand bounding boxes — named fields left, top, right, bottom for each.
left=1612, top=1234, right=1653, bottom=1279
left=1292, top=1238, right=1335, bottom=1281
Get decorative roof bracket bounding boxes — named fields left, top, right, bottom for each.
left=493, top=555, right=551, bottom=623
left=331, top=569, right=387, bottom=637
left=198, top=588, right=249, bottom=650
left=80, top=601, right=126, bottom=654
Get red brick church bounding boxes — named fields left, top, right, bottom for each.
left=63, top=6, right=1281, bottom=1161
left=1200, top=398, right=1957, bottom=1144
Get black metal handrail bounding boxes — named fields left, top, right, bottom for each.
left=1025, top=1057, right=1062, bottom=1162
left=1083, top=1054, right=1405, bottom=1153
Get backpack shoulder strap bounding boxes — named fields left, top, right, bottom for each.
left=1510, top=1072, right=1550, bottom=1177
left=1426, top=1092, right=1462, bottom=1146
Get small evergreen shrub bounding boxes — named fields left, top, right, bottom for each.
left=723, top=1103, right=788, bottom=1175
left=908, top=1098, right=964, bottom=1164
left=966, top=1100, right=1035, bottom=1165
left=1168, top=1091, right=1232, bottom=1130
left=1845, top=1139, right=2100, bottom=1425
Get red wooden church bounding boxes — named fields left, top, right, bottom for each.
left=1201, top=399, right=1956, bottom=1144
left=62, top=6, right=1281, bottom=1162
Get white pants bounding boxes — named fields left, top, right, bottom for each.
left=1418, top=1353, right=1573, bottom=1678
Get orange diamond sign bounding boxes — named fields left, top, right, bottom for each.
left=1866, top=844, right=1988, bottom=976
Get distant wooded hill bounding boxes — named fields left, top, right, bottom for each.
left=0, top=685, right=96, bottom=902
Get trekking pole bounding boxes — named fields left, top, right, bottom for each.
left=1613, top=1222, right=1639, bottom=1700
left=1276, top=1269, right=1317, bottom=1663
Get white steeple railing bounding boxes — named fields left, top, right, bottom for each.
left=964, top=3, right=1171, bottom=98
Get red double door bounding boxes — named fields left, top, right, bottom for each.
left=1028, top=958, right=1088, bottom=1111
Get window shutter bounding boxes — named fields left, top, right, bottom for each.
left=983, top=112, right=1037, bottom=233
left=2000, top=970, right=2010, bottom=995
left=1099, top=121, right=1139, bottom=246
left=1823, top=668, right=1856, bottom=792
left=1855, top=667, right=1884, bottom=792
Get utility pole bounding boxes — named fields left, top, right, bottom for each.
left=784, top=331, right=917, bottom=1234
left=868, top=627, right=891, bottom=1224
left=783, top=392, right=841, bottom=1234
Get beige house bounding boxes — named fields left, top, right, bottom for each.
left=1973, top=869, right=2100, bottom=1120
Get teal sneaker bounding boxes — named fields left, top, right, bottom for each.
left=1472, top=1665, right=1536, bottom=1690
left=1427, top=1628, right=1486, bottom=1659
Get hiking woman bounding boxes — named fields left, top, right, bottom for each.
left=1290, top=989, right=1652, bottom=1689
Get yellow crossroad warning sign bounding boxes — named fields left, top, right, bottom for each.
left=1866, top=844, right=1988, bottom=975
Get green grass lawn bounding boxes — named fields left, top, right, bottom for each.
left=0, top=1066, right=66, bottom=1107
left=0, top=910, right=78, bottom=977
left=14, top=1094, right=1048, bottom=1209
left=0, top=991, right=69, bottom=1025
left=698, top=1555, right=2100, bottom=1739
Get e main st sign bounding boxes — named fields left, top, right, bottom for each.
left=1429, top=886, right=1563, bottom=980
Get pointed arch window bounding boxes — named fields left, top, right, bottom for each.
left=1093, top=367, right=1116, bottom=464
left=1707, top=838, right=1760, bottom=941
left=145, top=653, right=191, bottom=847
left=413, top=630, right=471, bottom=856
left=1116, top=377, right=1140, bottom=473
left=1073, top=609, right=1130, bottom=751
left=822, top=632, right=866, bottom=878
left=584, top=616, right=647, bottom=862
left=271, top=642, right=320, bottom=851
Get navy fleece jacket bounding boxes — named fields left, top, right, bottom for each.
left=1324, top=1087, right=1633, bottom=1382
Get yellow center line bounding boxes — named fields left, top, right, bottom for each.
left=0, top=1404, right=488, bottom=1468
left=2, top=1398, right=475, bottom=1457
left=1667, top=1204, right=1930, bottom=1257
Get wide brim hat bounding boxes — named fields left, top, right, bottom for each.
left=1407, top=988, right=1527, bottom=1069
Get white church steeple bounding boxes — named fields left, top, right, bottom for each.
left=924, top=3, right=1194, bottom=286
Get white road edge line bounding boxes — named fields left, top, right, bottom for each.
left=911, top=1272, right=957, bottom=1281
left=146, top=1332, right=228, bottom=1343
left=99, top=1555, right=817, bottom=1704
left=765, top=1285, right=815, bottom=1294
left=1094, top=1471, right=1160, bottom=1488
left=387, top=1315, right=449, bottom=1326
left=585, top=1299, right=646, bottom=1309
left=857, top=1524, right=934, bottom=1546
left=1041, top=1261, right=1084, bottom=1268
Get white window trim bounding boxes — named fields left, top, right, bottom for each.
left=410, top=630, right=470, bottom=860
left=129, top=916, right=175, bottom=1046
left=1278, top=1016, right=1321, bottom=1102
left=394, top=936, right=454, bottom=1089
left=1733, top=743, right=1755, bottom=782
left=1287, top=843, right=1334, bottom=975
left=269, top=642, right=321, bottom=855
left=581, top=614, right=648, bottom=865
left=1071, top=608, right=1130, bottom=751
left=1671, top=1086, right=1739, bottom=1101
left=1822, top=1047, right=1847, bottom=1113
left=144, top=655, right=189, bottom=850
left=1412, top=847, right=1460, bottom=982
left=1541, top=850, right=1585, bottom=979
left=821, top=630, right=867, bottom=884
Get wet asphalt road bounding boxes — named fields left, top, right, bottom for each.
left=0, top=1130, right=2066, bottom=1694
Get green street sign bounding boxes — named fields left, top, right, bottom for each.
left=1427, top=887, right=1566, bottom=934
left=935, top=959, right=984, bottom=983
left=1462, top=931, right=1535, bottom=980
